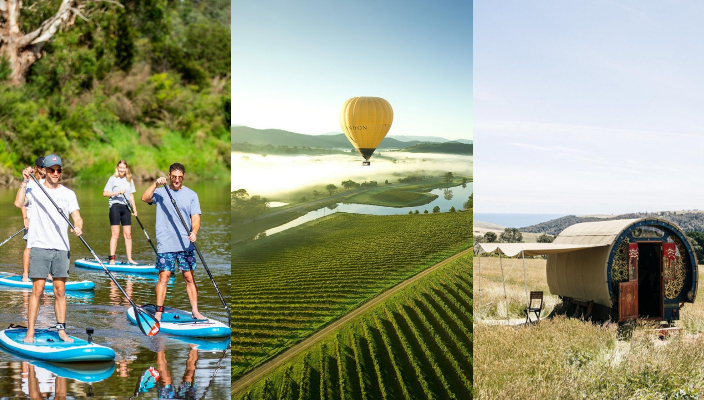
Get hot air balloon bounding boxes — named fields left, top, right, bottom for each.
left=339, top=96, right=393, bottom=166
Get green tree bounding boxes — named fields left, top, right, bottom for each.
left=449, top=206, right=456, bottom=212
left=537, top=234, right=554, bottom=243
left=433, top=206, right=440, bottom=213
left=484, top=232, right=497, bottom=243
left=424, top=209, right=428, bottom=214
left=443, top=171, right=454, bottom=184
left=500, top=228, right=523, bottom=243
left=341, top=180, right=359, bottom=190
left=222, top=96, right=231, bottom=128
left=326, top=184, right=337, bottom=196
left=687, top=232, right=704, bottom=264
left=115, top=10, right=135, bottom=72
left=464, top=193, right=473, bottom=210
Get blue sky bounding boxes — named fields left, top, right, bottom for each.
left=232, top=0, right=472, bottom=140
left=474, top=1, right=704, bottom=215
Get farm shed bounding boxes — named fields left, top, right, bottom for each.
left=477, top=218, right=698, bottom=323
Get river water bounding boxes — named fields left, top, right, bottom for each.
left=0, top=181, right=230, bottom=398
left=259, top=183, right=473, bottom=238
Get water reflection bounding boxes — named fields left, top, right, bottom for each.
left=131, top=340, right=229, bottom=399
left=443, top=188, right=453, bottom=200
left=21, top=361, right=115, bottom=397
left=255, top=183, right=473, bottom=239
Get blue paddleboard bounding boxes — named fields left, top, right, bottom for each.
left=0, top=274, right=94, bottom=291
left=173, top=336, right=231, bottom=351
left=126, top=306, right=229, bottom=338
left=0, top=328, right=115, bottom=362
left=30, top=361, right=115, bottom=382
left=75, top=258, right=156, bottom=274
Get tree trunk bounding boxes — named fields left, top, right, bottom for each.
left=1, top=36, right=40, bottom=85
left=0, top=0, right=79, bottom=85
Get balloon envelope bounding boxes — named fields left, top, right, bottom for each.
left=339, top=97, right=393, bottom=161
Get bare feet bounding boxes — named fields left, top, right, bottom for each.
left=57, top=330, right=74, bottom=343
left=109, top=259, right=116, bottom=265
left=127, top=259, right=139, bottom=265
left=155, top=312, right=162, bottom=322
left=192, top=311, right=207, bottom=320
left=23, top=330, right=34, bottom=343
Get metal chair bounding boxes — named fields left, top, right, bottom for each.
left=525, top=291, right=544, bottom=325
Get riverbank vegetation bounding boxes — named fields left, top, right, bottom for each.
left=0, top=0, right=230, bottom=184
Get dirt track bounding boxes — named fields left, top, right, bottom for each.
left=232, top=247, right=473, bottom=395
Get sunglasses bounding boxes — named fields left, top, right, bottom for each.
left=47, top=168, right=62, bottom=174
left=169, top=175, right=184, bottom=180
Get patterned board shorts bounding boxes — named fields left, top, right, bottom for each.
left=155, top=250, right=197, bottom=272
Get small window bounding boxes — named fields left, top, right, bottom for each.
left=632, top=226, right=665, bottom=238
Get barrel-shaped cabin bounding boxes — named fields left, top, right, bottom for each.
left=548, top=218, right=698, bottom=322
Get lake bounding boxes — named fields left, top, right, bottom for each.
left=0, top=181, right=230, bottom=398
left=259, top=183, right=473, bottom=238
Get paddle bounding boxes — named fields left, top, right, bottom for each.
left=121, top=193, right=158, bottom=255
left=0, top=228, right=24, bottom=248
left=28, top=174, right=160, bottom=337
left=162, top=184, right=231, bottom=327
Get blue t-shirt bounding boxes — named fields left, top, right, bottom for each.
left=149, top=186, right=202, bottom=253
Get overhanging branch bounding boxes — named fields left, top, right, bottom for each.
left=19, top=0, right=75, bottom=47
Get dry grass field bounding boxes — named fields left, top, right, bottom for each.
left=474, top=256, right=704, bottom=399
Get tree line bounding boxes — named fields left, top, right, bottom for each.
left=1, top=0, right=231, bottom=182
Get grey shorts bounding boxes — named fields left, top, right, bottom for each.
left=29, top=248, right=70, bottom=279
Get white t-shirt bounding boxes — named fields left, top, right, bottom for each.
left=104, top=176, right=136, bottom=208
left=22, top=364, right=56, bottom=396
left=24, top=178, right=45, bottom=220
left=26, top=182, right=80, bottom=251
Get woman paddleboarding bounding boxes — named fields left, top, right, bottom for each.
left=103, top=160, right=139, bottom=265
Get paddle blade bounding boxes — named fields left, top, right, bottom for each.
left=134, top=306, right=160, bottom=336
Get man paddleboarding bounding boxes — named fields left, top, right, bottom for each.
left=20, top=156, right=46, bottom=282
left=14, top=154, right=82, bottom=343
left=141, top=163, right=206, bottom=321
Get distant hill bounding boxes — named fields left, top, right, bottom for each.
left=390, top=135, right=472, bottom=144
left=522, top=211, right=704, bottom=235
left=277, top=131, right=472, bottom=144
left=231, top=126, right=421, bottom=149
left=399, top=142, right=473, bottom=155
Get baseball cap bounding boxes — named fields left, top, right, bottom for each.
left=34, top=156, right=44, bottom=167
left=44, top=154, right=62, bottom=168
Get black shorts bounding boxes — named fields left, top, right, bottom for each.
left=109, top=204, right=132, bottom=226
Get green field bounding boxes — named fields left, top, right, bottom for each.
left=345, top=188, right=437, bottom=207
left=232, top=211, right=472, bottom=380
left=235, top=253, right=473, bottom=399
left=475, top=258, right=704, bottom=399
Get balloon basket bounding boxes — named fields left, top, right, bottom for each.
left=363, top=161, right=370, bottom=166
